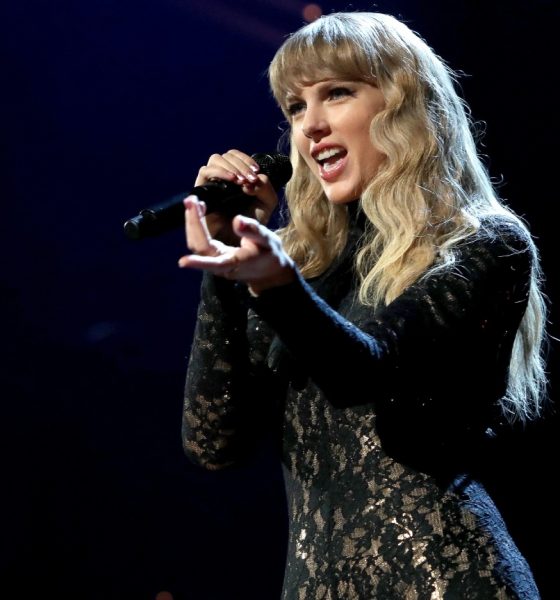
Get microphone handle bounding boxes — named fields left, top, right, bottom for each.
left=124, top=152, right=291, bottom=240
left=123, top=180, right=252, bottom=240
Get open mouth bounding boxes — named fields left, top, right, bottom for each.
left=314, top=147, right=348, bottom=172
left=313, top=146, right=348, bottom=179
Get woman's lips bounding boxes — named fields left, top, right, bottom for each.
left=318, top=154, right=348, bottom=181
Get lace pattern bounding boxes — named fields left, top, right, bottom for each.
left=183, top=216, right=539, bottom=598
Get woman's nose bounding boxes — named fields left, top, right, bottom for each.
left=301, top=105, right=330, bottom=141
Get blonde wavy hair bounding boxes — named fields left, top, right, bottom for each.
left=268, top=12, right=547, bottom=423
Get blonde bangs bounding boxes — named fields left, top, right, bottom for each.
left=269, top=18, right=379, bottom=116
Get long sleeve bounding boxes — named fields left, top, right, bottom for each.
left=251, top=220, right=531, bottom=402
left=182, top=273, right=283, bottom=470
left=249, top=218, right=532, bottom=470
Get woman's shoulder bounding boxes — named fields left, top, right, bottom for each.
left=449, top=213, right=534, bottom=285
left=474, top=213, right=533, bottom=254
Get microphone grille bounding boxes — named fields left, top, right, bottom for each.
left=251, top=153, right=293, bottom=190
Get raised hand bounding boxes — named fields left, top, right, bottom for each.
left=178, top=196, right=295, bottom=296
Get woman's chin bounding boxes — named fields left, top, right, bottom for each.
left=324, top=188, right=362, bottom=205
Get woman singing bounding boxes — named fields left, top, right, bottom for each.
left=179, top=12, right=547, bottom=599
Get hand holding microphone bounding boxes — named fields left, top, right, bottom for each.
left=175, top=150, right=296, bottom=295
left=189, top=149, right=285, bottom=245
left=123, top=151, right=292, bottom=240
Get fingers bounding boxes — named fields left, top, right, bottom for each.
left=178, top=250, right=246, bottom=276
left=179, top=213, right=273, bottom=272
left=184, top=196, right=274, bottom=256
left=232, top=215, right=274, bottom=250
left=195, top=150, right=260, bottom=187
left=193, top=150, right=279, bottom=227
left=184, top=195, right=209, bottom=253
left=183, top=195, right=221, bottom=256
left=179, top=211, right=295, bottom=292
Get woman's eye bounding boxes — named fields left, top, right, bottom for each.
left=287, top=102, right=305, bottom=116
left=329, top=87, right=353, bottom=99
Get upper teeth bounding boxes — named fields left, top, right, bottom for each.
left=315, top=147, right=345, bottom=162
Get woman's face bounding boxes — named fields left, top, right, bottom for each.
left=288, top=78, right=386, bottom=204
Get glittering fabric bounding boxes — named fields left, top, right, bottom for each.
left=182, top=215, right=540, bottom=599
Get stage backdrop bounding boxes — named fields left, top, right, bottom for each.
left=1, top=1, right=557, bottom=598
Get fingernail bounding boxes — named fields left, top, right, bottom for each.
left=246, top=173, right=257, bottom=182
left=250, top=164, right=259, bottom=173
left=238, top=217, right=253, bottom=231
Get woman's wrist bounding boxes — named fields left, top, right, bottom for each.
left=247, top=264, right=297, bottom=297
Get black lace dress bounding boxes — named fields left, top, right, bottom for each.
left=182, top=214, right=540, bottom=599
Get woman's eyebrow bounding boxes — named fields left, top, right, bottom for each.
left=284, top=80, right=333, bottom=102
left=285, top=92, right=302, bottom=104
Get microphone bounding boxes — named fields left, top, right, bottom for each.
left=123, top=152, right=292, bottom=240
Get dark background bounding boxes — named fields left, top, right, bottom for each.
left=1, top=0, right=557, bottom=598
